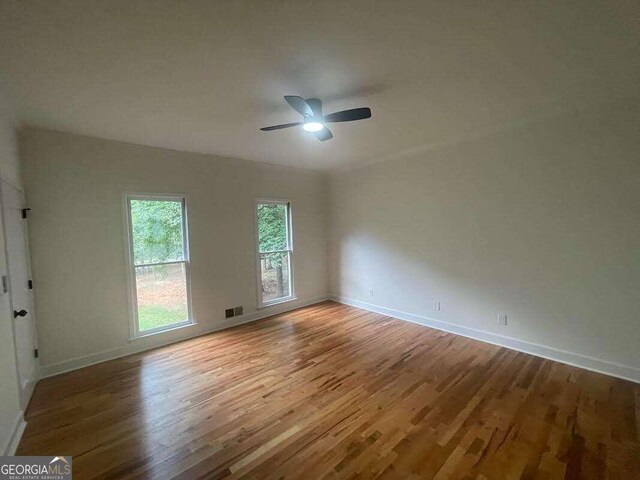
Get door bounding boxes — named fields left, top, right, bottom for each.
left=1, top=181, right=38, bottom=407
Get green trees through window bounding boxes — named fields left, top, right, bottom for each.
left=257, top=203, right=288, bottom=252
left=257, top=201, right=292, bottom=305
left=127, top=197, right=191, bottom=334
left=130, top=199, right=184, bottom=264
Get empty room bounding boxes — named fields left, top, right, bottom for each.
left=0, top=1, right=638, bottom=478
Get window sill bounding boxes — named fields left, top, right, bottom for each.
left=129, top=321, right=198, bottom=342
left=257, top=296, right=298, bottom=309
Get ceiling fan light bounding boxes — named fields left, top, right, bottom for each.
left=303, top=121, right=324, bottom=132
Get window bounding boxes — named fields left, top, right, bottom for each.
left=125, top=195, right=193, bottom=337
left=255, top=199, right=294, bottom=307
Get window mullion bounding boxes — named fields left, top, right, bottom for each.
left=133, top=259, right=187, bottom=268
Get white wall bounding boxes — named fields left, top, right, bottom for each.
left=16, top=99, right=640, bottom=386
left=328, top=100, right=640, bottom=381
left=0, top=92, right=21, bottom=191
left=20, top=128, right=328, bottom=375
left=0, top=82, right=25, bottom=454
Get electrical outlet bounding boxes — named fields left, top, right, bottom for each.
left=498, top=314, right=508, bottom=326
left=368, top=289, right=374, bottom=296
left=225, top=308, right=234, bottom=319
left=234, top=306, right=243, bottom=316
left=433, top=301, right=441, bottom=311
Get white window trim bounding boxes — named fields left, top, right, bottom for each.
left=123, top=193, right=195, bottom=340
left=254, top=198, right=296, bottom=308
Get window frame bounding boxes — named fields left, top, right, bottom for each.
left=254, top=198, right=295, bottom=308
left=123, top=193, right=195, bottom=339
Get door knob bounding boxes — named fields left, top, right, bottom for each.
left=14, top=309, right=27, bottom=318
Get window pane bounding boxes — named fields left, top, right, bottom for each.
left=135, top=263, right=188, bottom=332
left=130, top=199, right=184, bottom=264
left=257, top=203, right=288, bottom=253
left=260, top=252, right=290, bottom=302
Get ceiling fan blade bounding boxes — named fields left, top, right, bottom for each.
left=323, top=107, right=371, bottom=123
left=305, top=98, right=322, bottom=117
left=260, top=122, right=302, bottom=131
left=314, top=127, right=333, bottom=141
left=284, top=95, right=313, bottom=117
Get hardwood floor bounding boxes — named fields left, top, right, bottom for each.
left=18, top=301, right=639, bottom=479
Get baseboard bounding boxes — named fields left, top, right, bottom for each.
left=2, top=413, right=26, bottom=455
left=330, top=295, right=640, bottom=384
left=41, top=295, right=329, bottom=378
left=20, top=377, right=38, bottom=411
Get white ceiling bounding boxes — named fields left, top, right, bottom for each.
left=0, top=0, right=637, bottom=170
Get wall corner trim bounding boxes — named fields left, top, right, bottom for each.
left=329, top=295, right=640, bottom=384
left=3, top=413, right=26, bottom=455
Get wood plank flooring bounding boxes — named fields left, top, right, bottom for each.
left=18, top=301, right=639, bottom=479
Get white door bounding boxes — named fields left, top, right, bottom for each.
left=1, top=181, right=38, bottom=407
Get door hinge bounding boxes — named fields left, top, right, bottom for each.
left=21, top=208, right=31, bottom=219
left=28, top=280, right=33, bottom=289
left=34, top=348, right=39, bottom=359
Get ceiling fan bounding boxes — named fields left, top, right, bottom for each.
left=260, top=96, right=372, bottom=141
